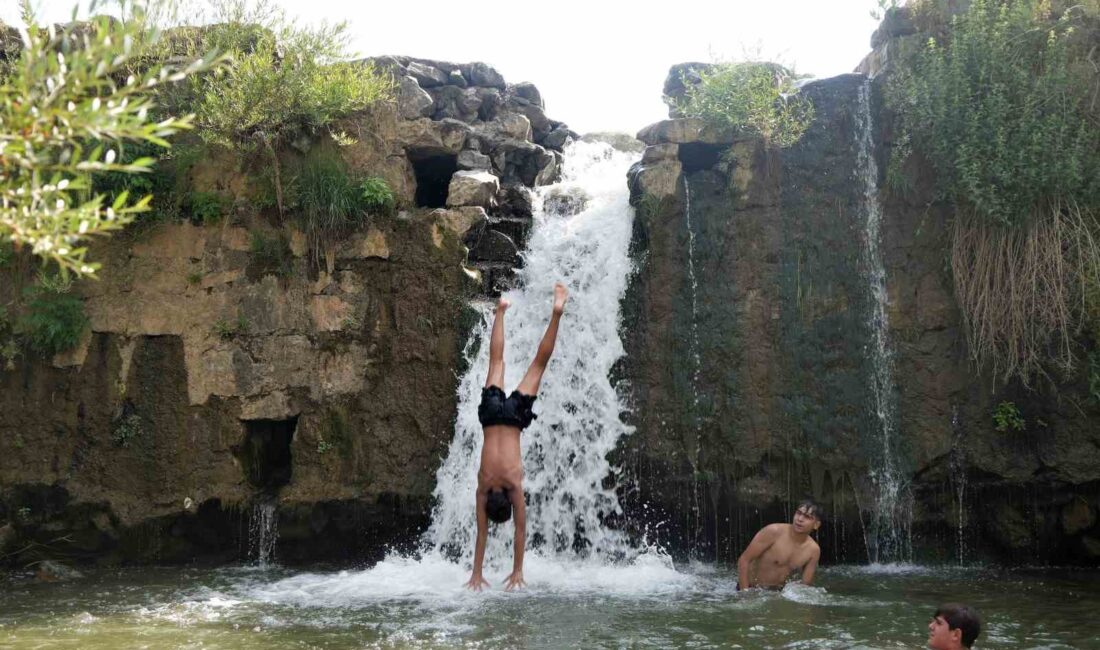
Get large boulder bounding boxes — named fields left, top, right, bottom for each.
left=431, top=86, right=482, bottom=122
left=476, top=88, right=503, bottom=121
left=457, top=149, right=492, bottom=171
left=637, top=118, right=739, bottom=146
left=491, top=139, right=557, bottom=187
left=492, top=113, right=533, bottom=141
left=507, top=99, right=553, bottom=142
left=511, top=82, right=544, bottom=108
left=467, top=229, right=519, bottom=264
left=406, top=61, right=448, bottom=88
left=627, top=159, right=682, bottom=205
left=542, top=125, right=576, bottom=151
left=447, top=170, right=500, bottom=209
left=398, top=118, right=470, bottom=155
left=465, top=62, right=506, bottom=89
left=493, top=184, right=535, bottom=219
left=397, top=76, right=434, bottom=120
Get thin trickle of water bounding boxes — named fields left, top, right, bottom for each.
left=949, top=404, right=968, bottom=564
left=248, top=499, right=279, bottom=565
left=855, top=79, right=912, bottom=563
left=682, top=177, right=704, bottom=556
left=425, top=141, right=648, bottom=568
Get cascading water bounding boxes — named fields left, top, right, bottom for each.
left=247, top=498, right=279, bottom=565
left=243, top=141, right=688, bottom=602
left=855, top=79, right=912, bottom=564
left=427, top=140, right=645, bottom=566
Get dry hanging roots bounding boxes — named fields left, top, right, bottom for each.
left=951, top=200, right=1100, bottom=385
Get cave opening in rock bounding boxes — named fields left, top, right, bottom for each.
left=237, top=418, right=297, bottom=491
left=409, top=150, right=458, bottom=208
left=678, top=142, right=725, bottom=173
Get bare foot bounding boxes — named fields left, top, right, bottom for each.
left=552, top=283, right=568, bottom=314
left=497, top=297, right=511, bottom=313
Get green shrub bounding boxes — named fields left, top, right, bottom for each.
left=360, top=177, right=396, bottom=215
left=673, top=61, right=815, bottom=147
left=112, top=414, right=145, bottom=447
left=249, top=231, right=294, bottom=278
left=295, top=153, right=367, bottom=262
left=213, top=314, right=250, bottom=339
left=17, top=281, right=88, bottom=357
left=992, top=400, right=1026, bottom=432
left=157, top=0, right=396, bottom=215
left=886, top=0, right=1100, bottom=384
left=187, top=191, right=229, bottom=225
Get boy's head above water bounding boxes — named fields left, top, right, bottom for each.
left=486, top=488, right=512, bottom=524
left=792, top=499, right=823, bottom=534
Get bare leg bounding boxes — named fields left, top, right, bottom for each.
left=485, top=297, right=509, bottom=389
left=516, top=283, right=568, bottom=396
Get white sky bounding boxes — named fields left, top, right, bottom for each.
left=9, top=0, right=882, bottom=134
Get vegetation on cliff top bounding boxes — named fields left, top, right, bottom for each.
left=673, top=61, right=815, bottom=148
left=886, top=0, right=1100, bottom=385
left=0, top=1, right=216, bottom=276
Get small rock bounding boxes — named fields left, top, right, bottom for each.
left=542, top=126, right=575, bottom=151
left=476, top=88, right=503, bottom=121
left=642, top=143, right=679, bottom=164
left=468, top=229, right=519, bottom=264
left=35, top=560, right=84, bottom=582
left=447, top=69, right=468, bottom=87
left=494, top=185, right=535, bottom=219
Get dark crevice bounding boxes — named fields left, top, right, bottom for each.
left=236, top=417, right=298, bottom=491
left=408, top=150, right=458, bottom=208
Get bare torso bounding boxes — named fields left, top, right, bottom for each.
left=478, top=424, right=523, bottom=490
left=751, top=524, right=820, bottom=587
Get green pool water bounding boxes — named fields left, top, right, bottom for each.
left=1, top=559, right=1097, bottom=649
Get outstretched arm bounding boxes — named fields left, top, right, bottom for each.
left=800, top=546, right=821, bottom=585
left=503, top=488, right=527, bottom=591
left=465, top=490, right=490, bottom=591
left=737, top=525, right=779, bottom=590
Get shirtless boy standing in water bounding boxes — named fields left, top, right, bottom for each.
left=465, top=283, right=568, bottom=592
left=736, top=499, right=823, bottom=590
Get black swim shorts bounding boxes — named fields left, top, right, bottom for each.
left=478, top=385, right=538, bottom=430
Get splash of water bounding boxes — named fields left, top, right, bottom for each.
left=948, top=404, right=968, bottom=564
left=855, top=79, right=912, bottom=563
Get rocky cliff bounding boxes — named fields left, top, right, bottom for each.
left=617, top=55, right=1100, bottom=565
left=0, top=57, right=575, bottom=567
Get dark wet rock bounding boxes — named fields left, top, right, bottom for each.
left=431, top=86, right=482, bottom=122
left=406, top=61, right=448, bottom=88
left=511, top=82, right=544, bottom=108
left=493, top=184, right=535, bottom=220
left=491, top=140, right=558, bottom=187
left=543, top=187, right=590, bottom=217
left=475, top=88, right=503, bottom=121
left=467, top=229, right=519, bottom=265
left=447, top=69, right=468, bottom=88
left=464, top=62, right=506, bottom=89
left=35, top=560, right=85, bottom=582
left=542, top=125, right=576, bottom=151
left=662, top=61, right=712, bottom=110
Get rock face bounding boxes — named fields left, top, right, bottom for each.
left=0, top=51, right=577, bottom=567
left=367, top=55, right=572, bottom=293
left=617, top=64, right=1100, bottom=566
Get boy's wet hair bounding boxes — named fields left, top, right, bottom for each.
left=934, top=603, right=982, bottom=647
left=486, top=488, right=512, bottom=524
left=796, top=498, right=824, bottom=525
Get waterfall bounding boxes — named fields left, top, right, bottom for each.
left=424, top=140, right=643, bottom=568
left=855, top=79, right=912, bottom=563
left=248, top=498, right=279, bottom=565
